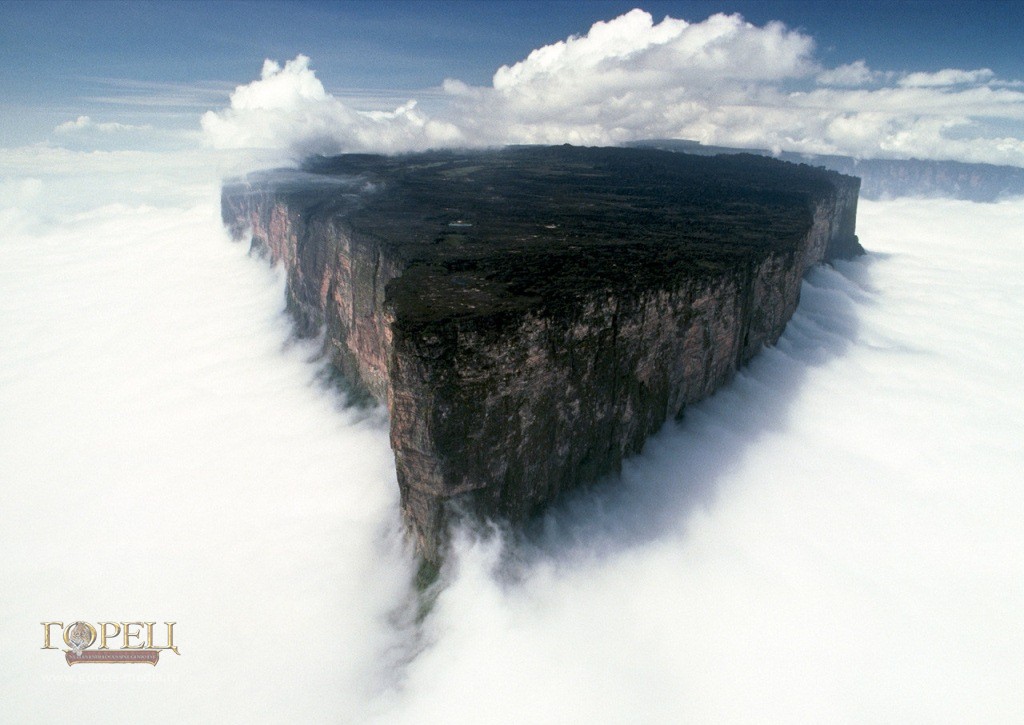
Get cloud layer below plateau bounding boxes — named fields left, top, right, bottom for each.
left=3, top=6, right=1023, bottom=722
left=1, top=145, right=1023, bottom=722
left=198, top=10, right=1024, bottom=166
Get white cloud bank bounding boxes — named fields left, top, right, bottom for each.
left=2, top=155, right=1022, bottom=721
left=200, top=10, right=1024, bottom=166
left=0, top=161, right=418, bottom=723
left=3, top=7, right=1022, bottom=721
left=378, top=196, right=1024, bottom=722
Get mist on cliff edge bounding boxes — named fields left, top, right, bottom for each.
left=1, top=138, right=1022, bottom=723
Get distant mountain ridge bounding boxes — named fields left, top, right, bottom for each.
left=629, top=140, right=1024, bottom=202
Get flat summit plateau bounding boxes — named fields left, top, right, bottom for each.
left=222, top=145, right=862, bottom=562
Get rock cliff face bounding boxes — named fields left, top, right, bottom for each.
left=222, top=146, right=861, bottom=562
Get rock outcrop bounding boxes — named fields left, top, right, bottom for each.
left=222, top=145, right=861, bottom=562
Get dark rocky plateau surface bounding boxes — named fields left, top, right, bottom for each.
left=221, top=145, right=862, bottom=562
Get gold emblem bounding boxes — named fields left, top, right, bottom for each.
left=65, top=621, right=96, bottom=655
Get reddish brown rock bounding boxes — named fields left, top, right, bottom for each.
left=222, top=145, right=861, bottom=562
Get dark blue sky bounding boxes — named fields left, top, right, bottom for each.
left=4, top=1, right=1022, bottom=88
left=2, top=0, right=1022, bottom=145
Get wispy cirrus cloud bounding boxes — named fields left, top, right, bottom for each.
left=77, top=76, right=236, bottom=110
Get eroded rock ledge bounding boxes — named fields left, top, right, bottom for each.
left=222, top=145, right=861, bottom=562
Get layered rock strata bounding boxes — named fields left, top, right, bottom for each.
left=222, top=146, right=861, bottom=562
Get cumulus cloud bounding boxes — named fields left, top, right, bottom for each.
left=493, top=10, right=814, bottom=90
left=201, top=55, right=463, bottom=157
left=447, top=11, right=1024, bottom=162
left=200, top=10, right=1024, bottom=167
left=453, top=10, right=816, bottom=147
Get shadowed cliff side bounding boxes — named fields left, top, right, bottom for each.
left=221, top=145, right=861, bottom=563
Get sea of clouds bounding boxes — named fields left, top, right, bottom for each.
left=3, top=150, right=1021, bottom=723
left=3, top=8, right=1024, bottom=724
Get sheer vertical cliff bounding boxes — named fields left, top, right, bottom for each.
left=222, top=146, right=861, bottom=562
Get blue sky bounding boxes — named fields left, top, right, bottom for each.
left=2, top=1, right=1024, bottom=163
left=5, top=1, right=1023, bottom=84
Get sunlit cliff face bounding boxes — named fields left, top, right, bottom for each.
left=1, top=139, right=1022, bottom=723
